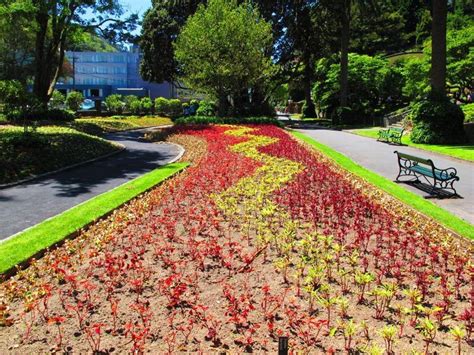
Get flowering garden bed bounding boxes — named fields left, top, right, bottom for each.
left=0, top=125, right=472, bottom=353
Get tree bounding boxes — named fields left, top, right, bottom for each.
left=30, top=0, right=137, bottom=109
left=140, top=0, right=203, bottom=83
left=430, top=0, right=448, bottom=93
left=174, top=0, right=273, bottom=116
left=0, top=1, right=36, bottom=83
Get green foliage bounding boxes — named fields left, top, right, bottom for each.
left=0, top=80, right=32, bottom=113
left=0, top=126, right=120, bottom=184
left=123, top=95, right=139, bottom=112
left=168, top=99, right=182, bottom=117
left=174, top=115, right=283, bottom=127
left=65, top=91, right=84, bottom=112
left=174, top=0, right=273, bottom=116
left=141, top=97, right=153, bottom=115
left=105, top=94, right=124, bottom=114
left=270, top=84, right=289, bottom=107
left=461, top=104, right=474, bottom=123
left=123, top=95, right=142, bottom=115
left=50, top=90, right=65, bottom=109
left=154, top=97, right=170, bottom=116
left=410, top=94, right=466, bottom=144
left=68, top=31, right=118, bottom=52
left=129, top=99, right=142, bottom=115
left=140, top=1, right=202, bottom=83
left=397, top=57, right=430, bottom=100
left=0, top=1, right=36, bottom=82
left=196, top=100, right=216, bottom=116
left=313, top=54, right=403, bottom=124
left=446, top=23, right=474, bottom=95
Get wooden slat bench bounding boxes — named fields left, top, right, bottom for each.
left=378, top=127, right=404, bottom=145
left=394, top=151, right=460, bottom=197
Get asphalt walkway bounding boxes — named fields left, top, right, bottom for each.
left=0, top=128, right=183, bottom=240
left=296, top=128, right=474, bottom=224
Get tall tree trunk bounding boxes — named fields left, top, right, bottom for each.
left=431, top=0, right=447, bottom=94
left=32, top=5, right=50, bottom=110
left=339, top=0, right=351, bottom=107
left=303, top=55, right=316, bottom=118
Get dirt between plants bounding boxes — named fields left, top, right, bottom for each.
left=0, top=125, right=472, bottom=354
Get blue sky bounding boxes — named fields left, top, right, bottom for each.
left=121, top=0, right=152, bottom=17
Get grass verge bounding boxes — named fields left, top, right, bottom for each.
left=0, top=126, right=121, bottom=184
left=350, top=127, right=474, bottom=162
left=0, top=162, right=188, bottom=274
left=290, top=131, right=474, bottom=240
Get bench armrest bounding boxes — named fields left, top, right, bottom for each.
left=437, top=167, right=459, bottom=180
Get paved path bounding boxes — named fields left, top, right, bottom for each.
left=296, top=128, right=474, bottom=224
left=0, top=128, right=183, bottom=240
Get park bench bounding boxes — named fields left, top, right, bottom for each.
left=394, top=151, right=460, bottom=197
left=378, top=127, right=404, bottom=145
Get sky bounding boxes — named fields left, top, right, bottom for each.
left=121, top=0, right=152, bottom=35
left=121, top=0, right=152, bottom=17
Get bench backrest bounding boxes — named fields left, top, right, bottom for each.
left=394, top=151, right=433, bottom=166
left=389, top=127, right=404, bottom=134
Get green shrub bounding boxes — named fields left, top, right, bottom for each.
left=105, top=94, right=124, bottom=114
left=410, top=93, right=465, bottom=144
left=141, top=97, right=153, bottom=114
left=461, top=103, right=474, bottom=123
left=313, top=54, right=404, bottom=124
left=129, top=98, right=142, bottom=115
left=123, top=95, right=140, bottom=113
left=175, top=115, right=282, bottom=127
left=196, top=100, right=216, bottom=116
left=50, top=90, right=66, bottom=109
left=65, top=91, right=84, bottom=112
left=168, top=99, right=182, bottom=117
left=154, top=97, right=170, bottom=116
left=0, top=80, right=32, bottom=113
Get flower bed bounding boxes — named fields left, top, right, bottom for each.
left=0, top=125, right=472, bottom=353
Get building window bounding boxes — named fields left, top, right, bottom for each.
left=90, top=89, right=100, bottom=97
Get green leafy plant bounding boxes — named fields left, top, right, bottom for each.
left=105, top=94, right=124, bottom=114
left=65, top=91, right=84, bottom=112
left=154, top=97, right=170, bottom=116
left=410, top=93, right=466, bottom=144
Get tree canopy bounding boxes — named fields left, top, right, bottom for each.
left=174, top=0, right=273, bottom=116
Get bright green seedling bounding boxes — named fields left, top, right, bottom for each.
left=449, top=325, right=466, bottom=355
left=355, top=271, right=375, bottom=304
left=416, top=318, right=437, bottom=355
left=380, top=325, right=397, bottom=354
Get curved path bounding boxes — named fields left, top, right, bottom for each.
left=0, top=127, right=183, bottom=240
left=296, top=128, right=474, bottom=224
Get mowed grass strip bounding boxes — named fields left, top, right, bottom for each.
left=290, top=131, right=474, bottom=240
left=350, top=127, right=474, bottom=162
left=0, top=162, right=188, bottom=274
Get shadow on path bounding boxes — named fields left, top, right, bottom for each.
left=0, top=127, right=182, bottom=239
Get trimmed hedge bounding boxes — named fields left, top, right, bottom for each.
left=174, top=115, right=283, bottom=127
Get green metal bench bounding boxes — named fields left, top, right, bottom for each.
left=378, top=127, right=404, bottom=145
left=394, top=151, right=460, bottom=197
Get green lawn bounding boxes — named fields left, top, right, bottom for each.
left=350, top=127, right=474, bottom=162
left=290, top=131, right=474, bottom=240
left=73, top=115, right=172, bottom=135
left=0, top=126, right=122, bottom=184
left=0, top=162, right=188, bottom=275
